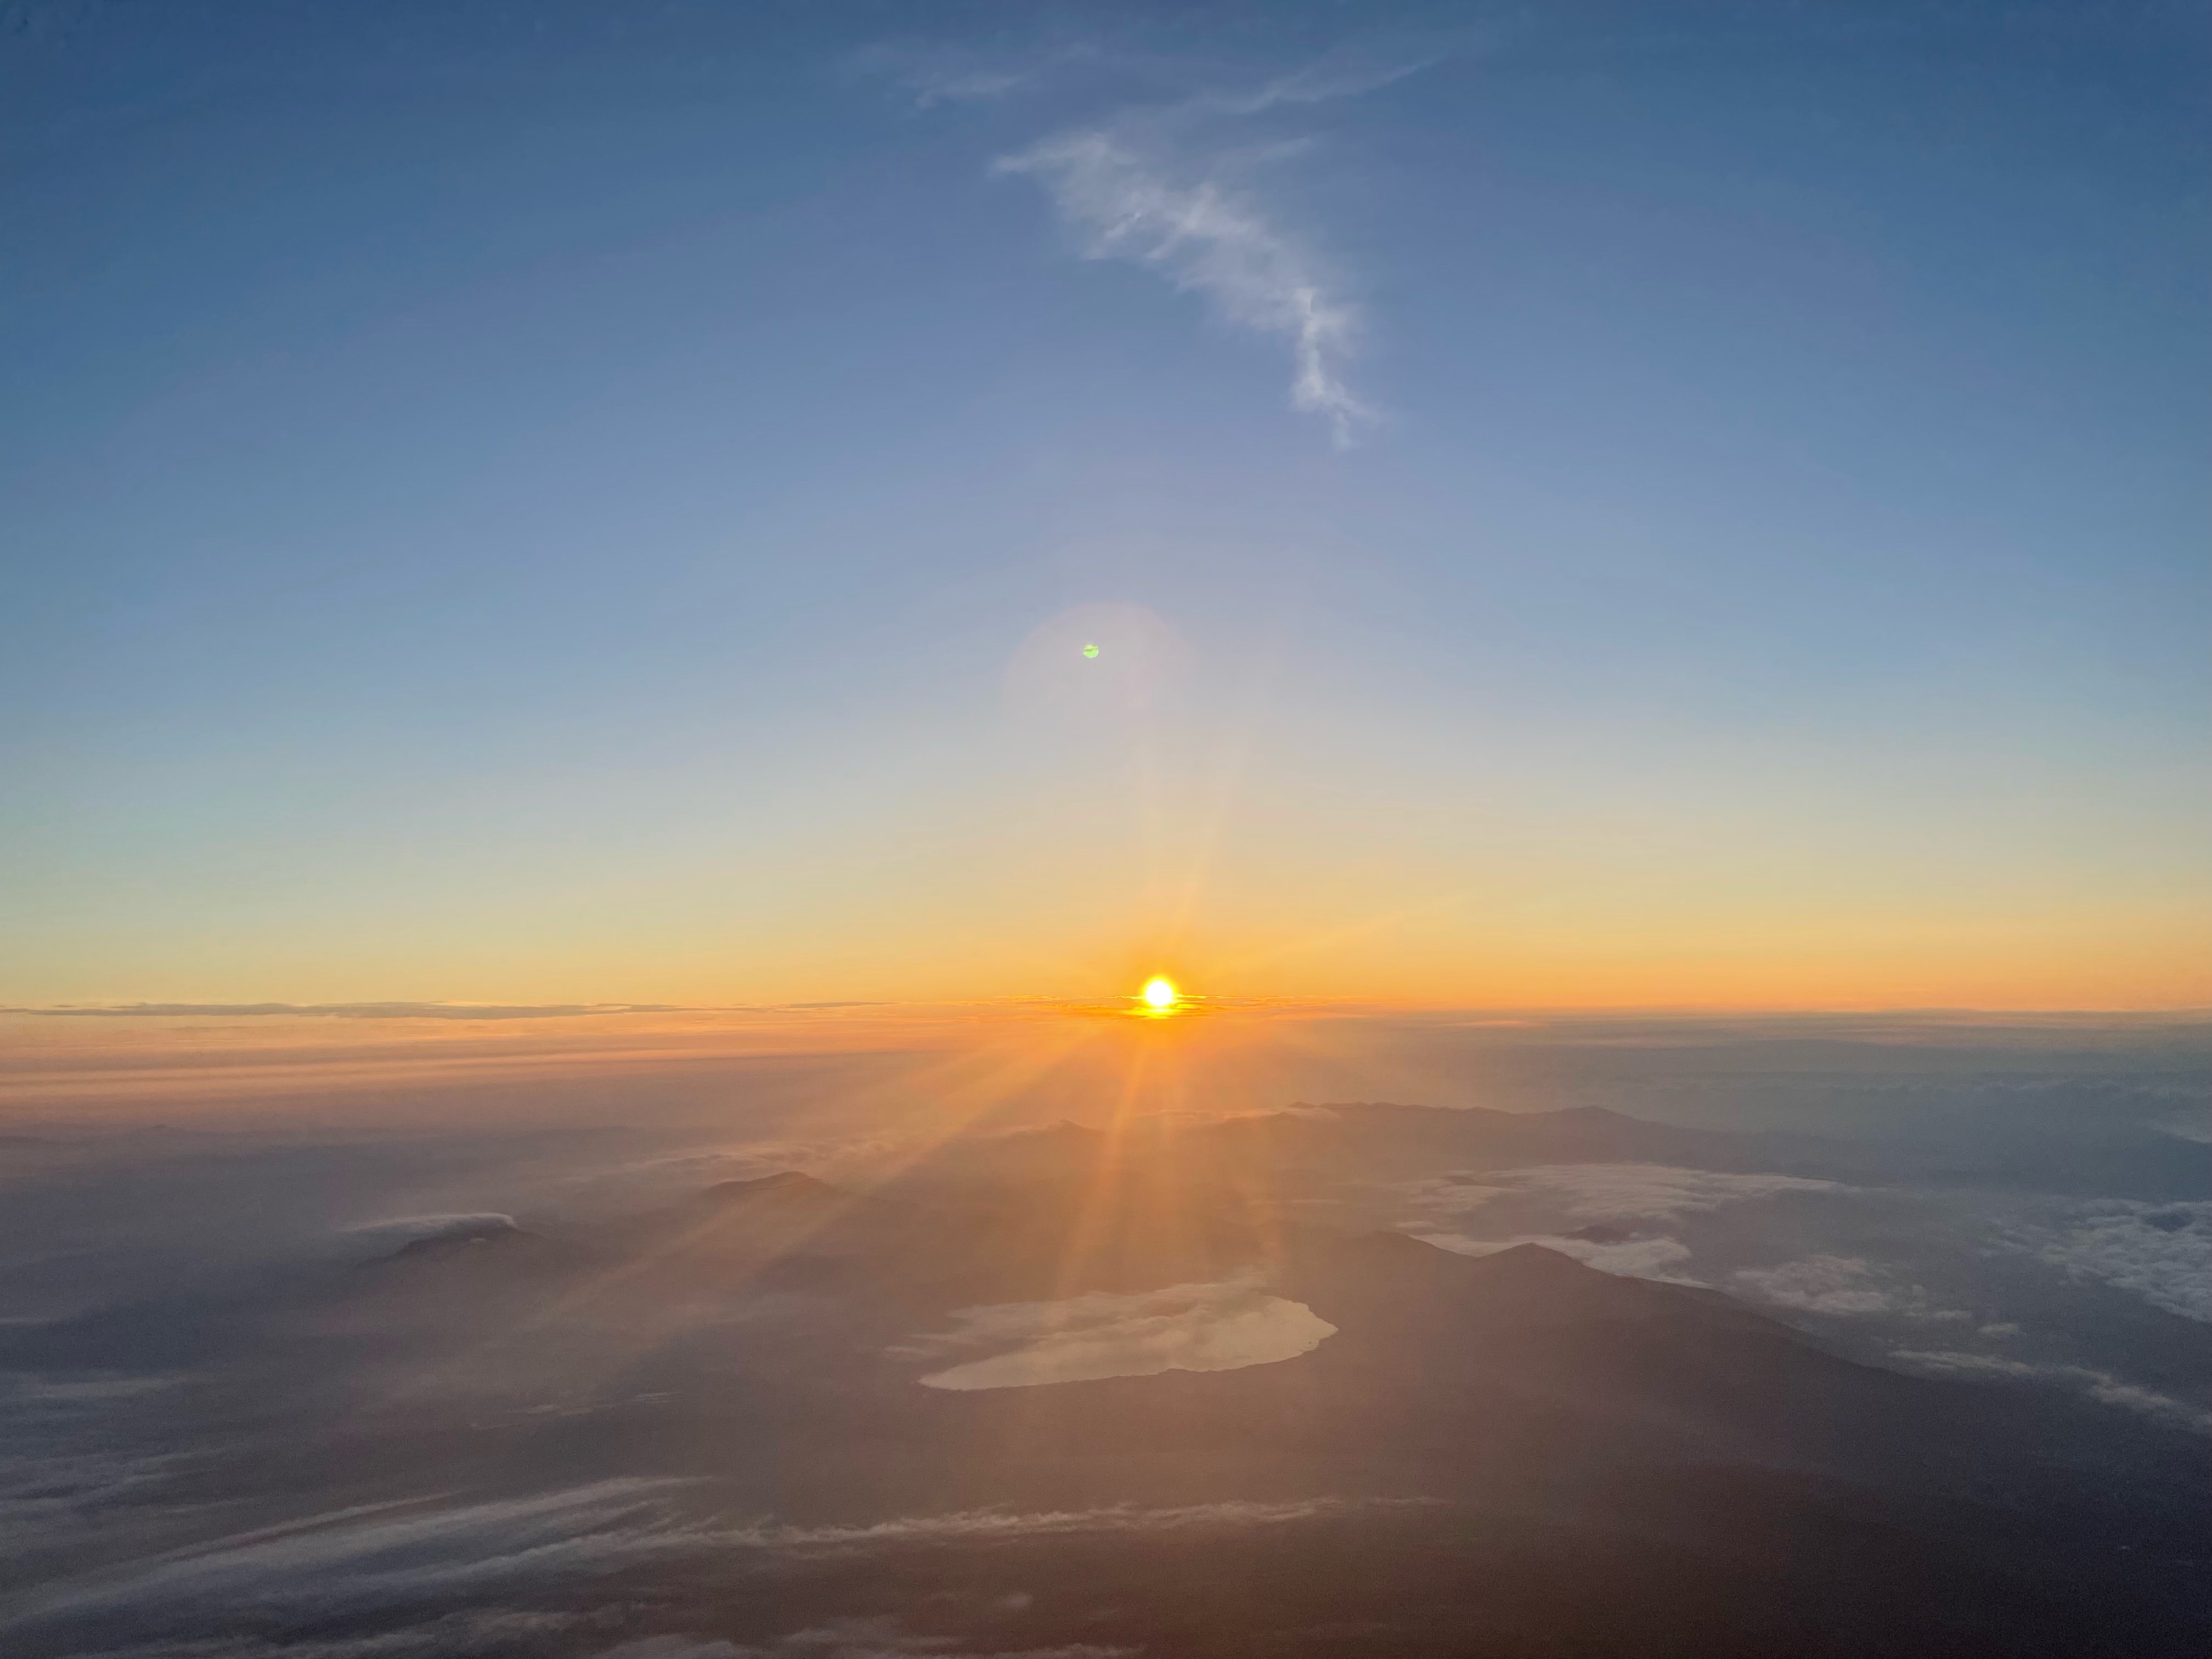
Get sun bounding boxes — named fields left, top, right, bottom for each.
left=1141, top=977, right=1179, bottom=1011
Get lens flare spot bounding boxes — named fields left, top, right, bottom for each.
left=1082, top=642, right=1101, bottom=659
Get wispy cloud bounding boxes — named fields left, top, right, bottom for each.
left=7, top=1481, right=1436, bottom=1652
left=980, top=43, right=1444, bottom=447
left=854, top=40, right=1037, bottom=109
left=1200, top=44, right=1442, bottom=117
left=1889, top=1350, right=2212, bottom=1435
left=996, top=131, right=1373, bottom=444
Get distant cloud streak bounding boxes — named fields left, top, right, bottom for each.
left=1891, top=1350, right=2212, bottom=1435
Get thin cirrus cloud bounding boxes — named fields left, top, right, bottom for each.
left=3, top=1480, right=1434, bottom=1655
left=996, top=133, right=1371, bottom=444
left=986, top=46, right=1441, bottom=447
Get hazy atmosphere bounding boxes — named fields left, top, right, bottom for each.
left=3, top=3, right=2208, bottom=1656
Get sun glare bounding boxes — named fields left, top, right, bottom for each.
left=1141, top=977, right=1180, bottom=1012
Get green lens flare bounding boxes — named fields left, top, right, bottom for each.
left=1082, top=643, right=1100, bottom=658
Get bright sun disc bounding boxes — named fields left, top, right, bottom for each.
left=1141, top=977, right=1178, bottom=1010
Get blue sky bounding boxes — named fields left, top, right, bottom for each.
left=2, top=1, right=2206, bottom=1006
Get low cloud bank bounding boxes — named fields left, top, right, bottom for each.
left=894, top=1273, right=1336, bottom=1390
left=1733, top=1256, right=1970, bottom=1323
left=2000, top=1200, right=2212, bottom=1323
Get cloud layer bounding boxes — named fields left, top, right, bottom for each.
left=894, top=1273, right=1336, bottom=1390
